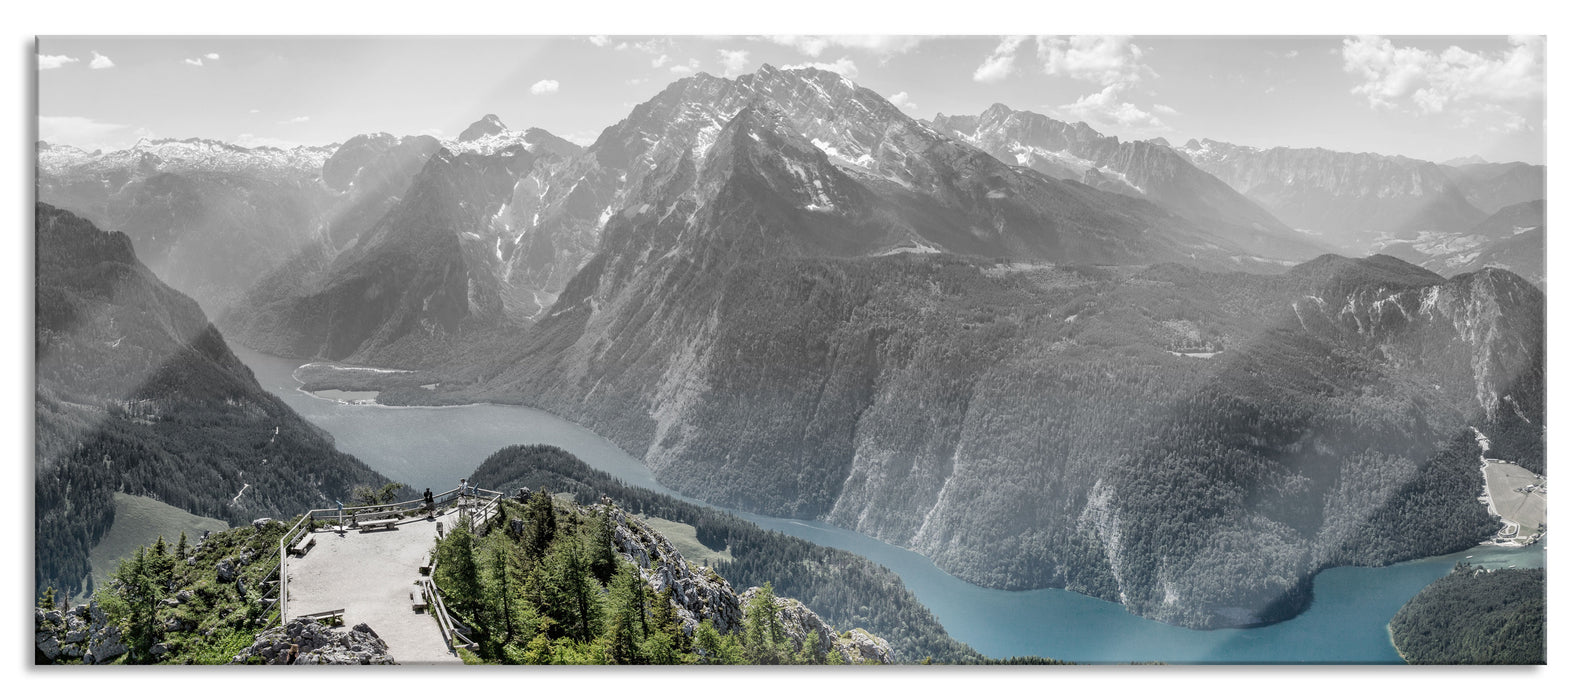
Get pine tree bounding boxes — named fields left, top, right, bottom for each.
left=693, top=619, right=744, bottom=665
left=112, top=546, right=161, bottom=663
left=484, top=531, right=520, bottom=642
left=525, top=488, right=556, bottom=560
left=825, top=646, right=846, bottom=665
left=601, top=563, right=649, bottom=664
left=585, top=509, right=618, bottom=586
left=742, top=582, right=788, bottom=664
left=542, top=537, right=601, bottom=642
left=435, top=524, right=483, bottom=618
left=796, top=631, right=823, bottom=665
left=175, top=531, right=188, bottom=560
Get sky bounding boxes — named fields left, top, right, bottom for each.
left=36, top=34, right=1546, bottom=164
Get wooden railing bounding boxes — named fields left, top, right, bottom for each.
left=275, top=485, right=502, bottom=621
left=422, top=578, right=476, bottom=653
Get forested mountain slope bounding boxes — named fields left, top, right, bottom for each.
left=409, top=244, right=1541, bottom=628
left=466, top=444, right=981, bottom=664
left=1389, top=563, right=1545, bottom=664
left=35, top=203, right=395, bottom=598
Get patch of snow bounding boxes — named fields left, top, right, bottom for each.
left=876, top=242, right=943, bottom=256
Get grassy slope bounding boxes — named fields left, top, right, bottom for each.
left=640, top=516, right=734, bottom=566
left=87, top=493, right=229, bottom=594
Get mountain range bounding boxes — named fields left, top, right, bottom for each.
left=34, top=64, right=1545, bottom=630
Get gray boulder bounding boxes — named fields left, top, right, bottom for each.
left=217, top=558, right=238, bottom=583
left=229, top=619, right=395, bottom=665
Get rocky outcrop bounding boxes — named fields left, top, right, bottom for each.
left=35, top=600, right=127, bottom=664
left=741, top=587, right=895, bottom=665
left=553, top=497, right=891, bottom=663
left=230, top=620, right=395, bottom=665
left=602, top=502, right=742, bottom=634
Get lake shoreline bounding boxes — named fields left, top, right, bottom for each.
left=233, top=345, right=1547, bottom=662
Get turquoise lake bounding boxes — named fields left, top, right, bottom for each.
left=237, top=347, right=1546, bottom=663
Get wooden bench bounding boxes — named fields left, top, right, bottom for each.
left=358, top=518, right=399, bottom=532
left=298, top=608, right=345, bottom=627
left=288, top=534, right=317, bottom=556
left=410, top=584, right=428, bottom=612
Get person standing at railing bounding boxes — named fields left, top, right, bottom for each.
left=423, top=487, right=434, bottom=515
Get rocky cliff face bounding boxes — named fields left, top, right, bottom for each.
left=933, top=105, right=1321, bottom=263
left=455, top=249, right=1538, bottom=628
left=604, top=502, right=743, bottom=635
left=220, top=118, right=585, bottom=363
left=34, top=600, right=127, bottom=664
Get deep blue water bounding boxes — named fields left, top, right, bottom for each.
left=237, top=347, right=1545, bottom=663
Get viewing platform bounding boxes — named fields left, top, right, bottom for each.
left=276, top=486, right=502, bottom=664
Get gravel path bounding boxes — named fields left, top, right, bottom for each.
left=284, top=506, right=479, bottom=665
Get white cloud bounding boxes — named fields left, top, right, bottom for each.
left=973, top=35, right=1027, bottom=83
left=616, top=39, right=669, bottom=55
left=669, top=59, right=701, bottom=75
left=765, top=35, right=925, bottom=58
left=651, top=54, right=670, bottom=68
left=530, top=79, right=560, bottom=95
left=719, top=49, right=751, bottom=76
left=1153, top=103, right=1179, bottom=117
left=888, top=91, right=918, bottom=111
left=588, top=35, right=611, bottom=48
left=38, top=54, right=78, bottom=70
left=1455, top=104, right=1532, bottom=134
left=278, top=116, right=310, bottom=125
left=205, top=53, right=220, bottom=60
left=88, top=51, right=115, bottom=70
left=183, top=58, right=204, bottom=67
left=1284, top=50, right=1300, bottom=59
left=781, top=57, right=859, bottom=78
left=249, top=109, right=261, bottom=114
left=39, top=115, right=134, bottom=149
left=1056, top=84, right=1168, bottom=129
left=1341, top=35, right=1545, bottom=114
left=1036, top=36, right=1150, bottom=86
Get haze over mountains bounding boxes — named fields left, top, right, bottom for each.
left=34, top=203, right=395, bottom=597
left=34, top=64, right=1545, bottom=629
left=1172, top=137, right=1545, bottom=284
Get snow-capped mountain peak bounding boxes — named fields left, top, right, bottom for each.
left=458, top=114, right=509, bottom=142
left=37, top=137, right=340, bottom=179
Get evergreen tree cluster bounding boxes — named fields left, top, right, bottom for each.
left=34, top=203, right=402, bottom=599
left=1389, top=563, right=1545, bottom=665
left=72, top=522, right=291, bottom=664
left=428, top=494, right=853, bottom=665
left=468, top=443, right=983, bottom=663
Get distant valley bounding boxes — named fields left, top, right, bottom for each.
left=36, top=63, right=1545, bottom=633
